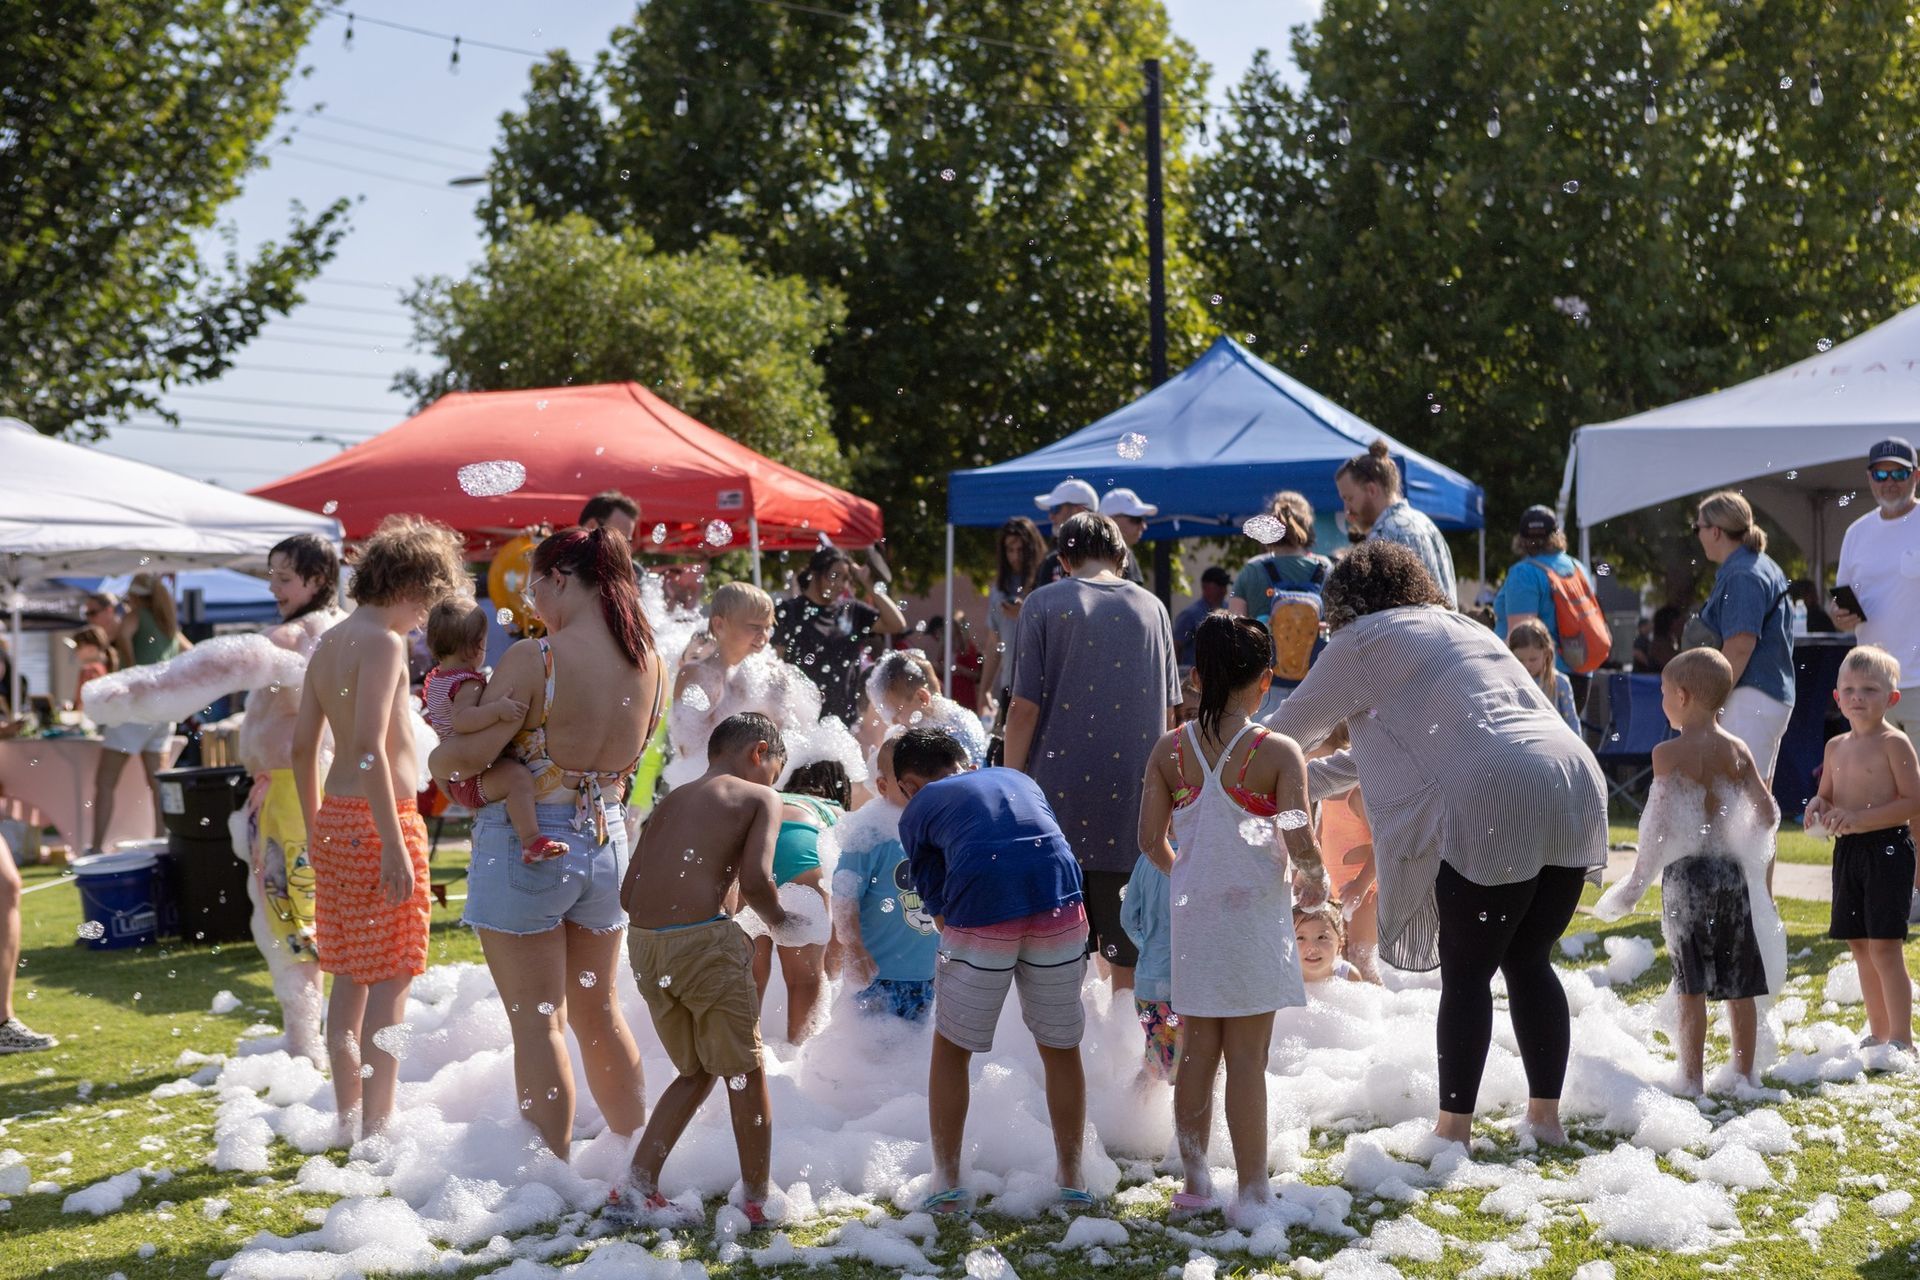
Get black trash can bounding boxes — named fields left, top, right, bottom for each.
left=154, top=766, right=253, bottom=944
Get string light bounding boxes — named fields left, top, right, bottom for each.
left=1485, top=100, right=1501, bottom=139
left=342, top=11, right=353, bottom=50
left=1335, top=103, right=1351, bottom=146
left=449, top=35, right=461, bottom=75
left=1794, top=197, right=1805, bottom=227
left=1871, top=192, right=1884, bottom=224
left=1643, top=87, right=1658, bottom=125
left=674, top=86, right=690, bottom=117
left=1809, top=61, right=1825, bottom=107
left=921, top=111, right=936, bottom=140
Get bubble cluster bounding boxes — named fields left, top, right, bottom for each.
left=1116, top=431, right=1149, bottom=460
left=456, top=460, right=528, bottom=497
left=1242, top=514, right=1285, bottom=544
left=704, top=520, right=733, bottom=548
left=76, top=921, right=105, bottom=941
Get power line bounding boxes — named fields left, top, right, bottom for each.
left=272, top=148, right=478, bottom=194
left=742, top=0, right=1064, bottom=59
left=294, top=108, right=494, bottom=158
left=129, top=413, right=381, bottom=436
left=114, top=422, right=365, bottom=448
left=218, top=363, right=397, bottom=381
left=298, top=299, right=410, bottom=318
left=290, top=127, right=478, bottom=173
left=253, top=333, right=418, bottom=354
left=322, top=7, right=546, bottom=58
left=168, top=391, right=406, bottom=417
left=274, top=319, right=415, bottom=340
left=310, top=276, right=410, bottom=292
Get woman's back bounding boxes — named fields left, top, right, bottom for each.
left=533, top=624, right=659, bottom=776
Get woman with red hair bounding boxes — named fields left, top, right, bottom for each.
left=431, top=527, right=665, bottom=1157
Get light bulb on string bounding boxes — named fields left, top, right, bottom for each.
left=1793, top=197, right=1805, bottom=228
left=1809, top=63, right=1824, bottom=107
left=1196, top=112, right=1209, bottom=143
left=343, top=11, right=354, bottom=50
left=921, top=112, right=936, bottom=141
left=1485, top=102, right=1501, bottom=139
left=449, top=35, right=461, bottom=75
left=1643, top=89, right=1658, bottom=125
left=675, top=87, right=690, bottom=117
left=1335, top=104, right=1351, bottom=146
left=1871, top=193, right=1884, bottom=225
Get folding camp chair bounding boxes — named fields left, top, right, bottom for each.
left=1593, top=672, right=1675, bottom=814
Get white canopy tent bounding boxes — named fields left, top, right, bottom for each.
left=0, top=417, right=342, bottom=710
left=1562, top=301, right=1920, bottom=582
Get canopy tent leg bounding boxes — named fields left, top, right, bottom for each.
left=1477, top=528, right=1486, bottom=601
left=943, top=525, right=955, bottom=697
left=7, top=583, right=20, bottom=718
left=1579, top=523, right=1592, bottom=569
left=1809, top=491, right=1828, bottom=607
left=749, top=517, right=763, bottom=590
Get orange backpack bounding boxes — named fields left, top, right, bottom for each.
left=1534, top=559, right=1612, bottom=674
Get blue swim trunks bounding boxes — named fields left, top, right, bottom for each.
left=854, top=977, right=934, bottom=1023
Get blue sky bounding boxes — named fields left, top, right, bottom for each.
left=87, top=1, right=1320, bottom=490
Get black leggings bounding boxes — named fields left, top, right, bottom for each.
left=1434, top=861, right=1587, bottom=1113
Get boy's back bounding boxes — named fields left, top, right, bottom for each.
left=900, top=767, right=1083, bottom=930
left=625, top=773, right=779, bottom=929
left=306, top=612, right=418, bottom=800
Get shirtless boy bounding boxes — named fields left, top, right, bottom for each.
left=613, top=711, right=797, bottom=1226
left=1806, top=645, right=1920, bottom=1056
left=292, top=514, right=467, bottom=1140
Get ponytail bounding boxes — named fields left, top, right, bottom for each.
left=532, top=527, right=652, bottom=667
left=1336, top=438, right=1402, bottom=500
left=1697, top=490, right=1767, bottom=555
left=1192, top=612, right=1272, bottom=742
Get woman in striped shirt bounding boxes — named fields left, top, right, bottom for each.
left=1270, top=541, right=1607, bottom=1147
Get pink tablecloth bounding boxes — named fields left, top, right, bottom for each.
left=0, top=736, right=185, bottom=856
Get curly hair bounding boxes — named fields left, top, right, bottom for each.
left=1322, top=540, right=1447, bottom=631
left=348, top=515, right=469, bottom=610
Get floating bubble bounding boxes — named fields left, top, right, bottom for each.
left=1274, top=808, right=1311, bottom=831
left=359, top=1063, right=374, bottom=1078
left=650, top=523, right=668, bottom=545
left=728, top=1074, right=747, bottom=1091
left=658, top=975, right=672, bottom=988
left=880, top=898, right=896, bottom=913
left=1116, top=431, right=1149, bottom=460
left=704, top=520, right=733, bottom=548
left=536, top=1001, right=556, bottom=1015
left=76, top=921, right=105, bottom=941
left=456, top=460, right=528, bottom=497
left=1242, top=514, right=1285, bottom=543
left=321, top=500, right=339, bottom=515
left=939, top=168, right=956, bottom=181
left=496, top=608, right=513, bottom=626
left=1562, top=179, right=1580, bottom=194
left=1816, top=337, right=1834, bottom=352
left=1238, top=817, right=1272, bottom=846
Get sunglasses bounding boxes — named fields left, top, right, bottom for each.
left=1869, top=466, right=1914, bottom=482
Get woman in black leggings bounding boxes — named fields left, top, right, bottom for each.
left=1272, top=540, right=1608, bottom=1146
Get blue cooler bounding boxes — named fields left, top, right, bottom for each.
left=72, top=846, right=167, bottom=949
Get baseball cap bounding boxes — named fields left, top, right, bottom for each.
left=1034, top=478, right=1099, bottom=511
left=1201, top=565, right=1232, bottom=587
left=1517, top=504, right=1559, bottom=538
left=1098, top=487, right=1159, bottom=519
left=1868, top=437, right=1918, bottom=468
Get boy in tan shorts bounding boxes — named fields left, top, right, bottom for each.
left=293, top=514, right=467, bottom=1141
left=612, top=712, right=797, bottom=1227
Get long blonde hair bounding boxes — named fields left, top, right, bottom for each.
left=1507, top=617, right=1559, bottom=703
left=128, top=574, right=180, bottom=640
left=1697, top=490, right=1767, bottom=554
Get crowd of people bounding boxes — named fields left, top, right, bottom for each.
left=5, top=436, right=1917, bottom=1235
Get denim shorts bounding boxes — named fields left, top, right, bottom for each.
left=463, top=801, right=628, bottom=935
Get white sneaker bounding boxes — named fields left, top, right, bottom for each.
left=0, top=1018, right=58, bottom=1054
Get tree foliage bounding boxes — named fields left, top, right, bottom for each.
left=0, top=0, right=348, bottom=438
left=479, top=0, right=1211, bottom=577
left=1193, top=1, right=1920, bottom=600
left=397, top=212, right=850, bottom=483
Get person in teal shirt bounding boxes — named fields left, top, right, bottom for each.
left=1493, top=505, right=1601, bottom=708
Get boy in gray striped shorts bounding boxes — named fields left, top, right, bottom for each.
left=894, top=728, right=1092, bottom=1214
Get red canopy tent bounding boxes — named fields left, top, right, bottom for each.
left=251, top=382, right=883, bottom=560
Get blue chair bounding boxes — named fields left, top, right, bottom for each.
left=1593, top=672, right=1675, bottom=813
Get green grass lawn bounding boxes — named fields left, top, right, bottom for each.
left=4, top=856, right=1919, bottom=1279
left=1612, top=821, right=1836, bottom=867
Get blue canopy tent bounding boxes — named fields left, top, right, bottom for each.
left=941, top=336, right=1486, bottom=673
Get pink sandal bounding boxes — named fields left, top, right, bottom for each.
left=1169, top=1191, right=1219, bottom=1219
left=522, top=835, right=569, bottom=864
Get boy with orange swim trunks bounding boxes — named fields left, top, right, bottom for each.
left=293, top=514, right=467, bottom=1142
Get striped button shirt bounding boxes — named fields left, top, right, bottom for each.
left=1269, top=606, right=1607, bottom=971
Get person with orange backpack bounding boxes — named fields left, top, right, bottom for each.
left=1229, top=491, right=1333, bottom=714
left=1493, top=505, right=1611, bottom=715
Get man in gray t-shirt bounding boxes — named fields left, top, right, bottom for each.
left=1005, top=513, right=1181, bottom=992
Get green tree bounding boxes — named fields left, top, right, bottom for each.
left=0, top=0, right=348, bottom=437
left=479, top=0, right=1212, bottom=578
left=1194, top=3, right=1920, bottom=601
left=397, top=211, right=850, bottom=482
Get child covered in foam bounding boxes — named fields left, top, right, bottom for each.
left=1594, top=648, right=1786, bottom=1092
left=832, top=733, right=940, bottom=1022
left=865, top=649, right=988, bottom=766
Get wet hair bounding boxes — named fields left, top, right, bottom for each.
left=1293, top=900, right=1345, bottom=946
left=1336, top=439, right=1402, bottom=499
left=785, top=759, right=851, bottom=807
left=893, top=726, right=968, bottom=781
left=1192, top=613, right=1274, bottom=742
left=1663, top=647, right=1734, bottom=710
left=1506, top=618, right=1558, bottom=702
left=1057, top=511, right=1126, bottom=569
left=868, top=648, right=933, bottom=707
left=1262, top=491, right=1316, bottom=550
left=348, top=515, right=469, bottom=610
left=1321, top=540, right=1447, bottom=631
left=797, top=546, right=853, bottom=592
left=269, top=534, right=341, bottom=620
left=532, top=526, right=651, bottom=668
left=995, top=517, right=1047, bottom=599
left=1842, top=644, right=1902, bottom=690
left=1696, top=490, right=1767, bottom=554
left=710, top=581, right=774, bottom=622
left=70, top=625, right=118, bottom=671
left=426, top=599, right=489, bottom=664
left=709, top=710, right=786, bottom=763
left=578, top=490, right=639, bottom=528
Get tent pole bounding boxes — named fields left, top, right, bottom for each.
left=943, top=525, right=956, bottom=698
left=748, top=517, right=763, bottom=590
left=7, top=580, right=20, bottom=718
left=1810, top=491, right=1827, bottom=607
left=1477, top=528, right=1486, bottom=598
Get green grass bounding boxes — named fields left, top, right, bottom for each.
left=5, top=858, right=1919, bottom=1279
left=1612, top=821, right=1836, bottom=867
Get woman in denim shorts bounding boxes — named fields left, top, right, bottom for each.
left=430, top=528, right=665, bottom=1157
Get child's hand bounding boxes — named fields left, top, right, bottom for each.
left=492, top=689, right=527, bottom=722
left=379, top=850, right=416, bottom=905
left=1821, top=806, right=1856, bottom=836
left=845, top=943, right=878, bottom=989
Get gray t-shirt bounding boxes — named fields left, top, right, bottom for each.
left=1012, top=576, right=1181, bottom=874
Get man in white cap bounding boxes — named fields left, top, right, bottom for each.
left=1098, top=487, right=1155, bottom=586
left=1033, top=478, right=1099, bottom=588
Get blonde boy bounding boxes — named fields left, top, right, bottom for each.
left=1806, top=645, right=1920, bottom=1055
left=669, top=583, right=777, bottom=752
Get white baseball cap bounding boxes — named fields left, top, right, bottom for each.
left=1099, top=487, right=1159, bottom=519
left=1034, top=478, right=1100, bottom=511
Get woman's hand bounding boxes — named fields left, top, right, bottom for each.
left=1292, top=861, right=1331, bottom=909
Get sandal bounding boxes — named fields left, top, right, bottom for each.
left=1169, top=1191, right=1218, bottom=1219
left=1058, top=1186, right=1096, bottom=1211
left=920, top=1187, right=970, bottom=1215
left=523, top=835, right=569, bottom=864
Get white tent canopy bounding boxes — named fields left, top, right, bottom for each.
left=0, top=417, right=341, bottom=709
left=1566, top=302, right=1920, bottom=570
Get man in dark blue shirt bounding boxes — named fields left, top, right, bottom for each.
left=893, top=728, right=1092, bottom=1214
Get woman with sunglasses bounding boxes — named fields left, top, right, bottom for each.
left=1693, top=491, right=1796, bottom=803
left=429, top=527, right=663, bottom=1158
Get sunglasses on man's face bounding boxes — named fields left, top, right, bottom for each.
left=1869, top=466, right=1914, bottom=483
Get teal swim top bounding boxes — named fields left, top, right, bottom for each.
left=773, top=794, right=841, bottom=886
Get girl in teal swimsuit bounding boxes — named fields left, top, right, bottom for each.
left=750, top=760, right=847, bottom=1044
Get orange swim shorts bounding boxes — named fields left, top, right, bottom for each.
left=311, top=794, right=431, bottom=985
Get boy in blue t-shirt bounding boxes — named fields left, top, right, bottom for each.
left=832, top=735, right=939, bottom=1021
left=894, top=727, right=1090, bottom=1213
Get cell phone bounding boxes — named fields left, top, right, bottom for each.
left=1831, top=583, right=1867, bottom=623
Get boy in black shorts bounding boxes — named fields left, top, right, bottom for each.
left=1806, top=645, right=1920, bottom=1059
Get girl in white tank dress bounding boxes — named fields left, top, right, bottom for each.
left=1139, top=613, right=1328, bottom=1228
